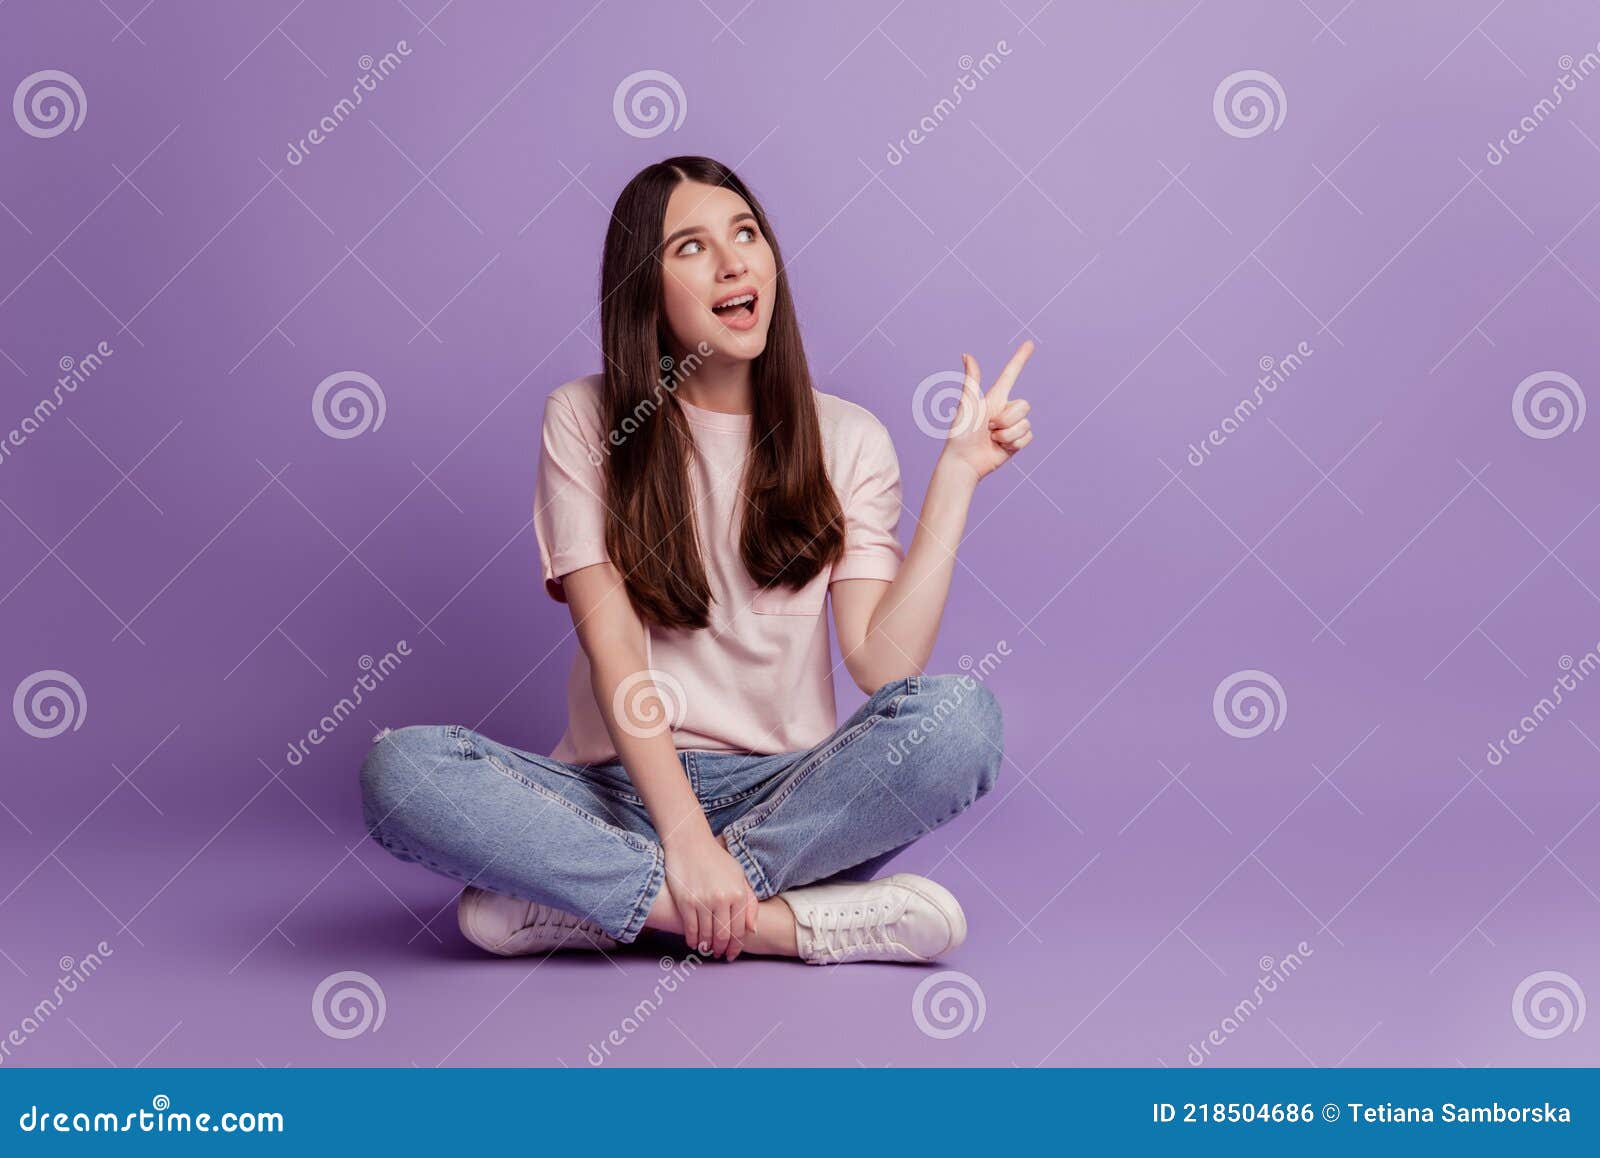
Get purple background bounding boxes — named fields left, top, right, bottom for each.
left=2, top=0, right=1598, bottom=1067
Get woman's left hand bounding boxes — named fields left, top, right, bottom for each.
left=940, top=340, right=1035, bottom=481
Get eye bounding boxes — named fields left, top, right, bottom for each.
left=675, top=237, right=704, bottom=256
left=735, top=224, right=758, bottom=242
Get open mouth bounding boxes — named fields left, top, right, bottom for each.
left=710, top=290, right=758, bottom=321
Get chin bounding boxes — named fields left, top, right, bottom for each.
left=709, top=330, right=769, bottom=361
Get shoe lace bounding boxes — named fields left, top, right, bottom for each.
left=811, top=898, right=897, bottom=961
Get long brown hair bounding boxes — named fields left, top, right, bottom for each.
left=598, top=156, right=844, bottom=631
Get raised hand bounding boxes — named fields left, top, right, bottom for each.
left=941, top=340, right=1036, bottom=481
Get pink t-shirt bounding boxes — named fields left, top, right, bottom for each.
left=533, top=373, right=905, bottom=765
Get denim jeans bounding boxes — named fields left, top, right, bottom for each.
left=358, top=673, right=1003, bottom=943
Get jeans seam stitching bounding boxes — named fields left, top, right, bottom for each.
left=482, top=752, right=652, bottom=853
left=617, top=843, right=665, bottom=943
left=721, top=715, right=885, bottom=846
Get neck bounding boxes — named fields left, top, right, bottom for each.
left=671, top=348, right=754, bottom=415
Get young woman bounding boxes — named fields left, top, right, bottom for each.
left=360, top=156, right=1036, bottom=965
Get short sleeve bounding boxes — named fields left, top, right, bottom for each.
left=830, top=417, right=904, bottom=583
left=533, top=390, right=612, bottom=604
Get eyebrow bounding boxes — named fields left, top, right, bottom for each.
left=662, top=211, right=756, bottom=251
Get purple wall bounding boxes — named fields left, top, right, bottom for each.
left=1, top=1, right=1596, bottom=1066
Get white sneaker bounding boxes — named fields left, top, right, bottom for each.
left=777, top=873, right=967, bottom=964
left=456, top=886, right=619, bottom=956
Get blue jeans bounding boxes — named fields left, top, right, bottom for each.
left=358, top=673, right=1003, bottom=943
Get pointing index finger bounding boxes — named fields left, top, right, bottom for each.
left=988, top=340, right=1035, bottom=406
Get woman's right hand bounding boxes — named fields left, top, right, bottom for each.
left=663, top=830, right=759, bottom=961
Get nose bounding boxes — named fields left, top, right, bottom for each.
left=717, top=247, right=748, bottom=280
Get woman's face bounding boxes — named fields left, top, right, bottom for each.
left=658, top=180, right=777, bottom=362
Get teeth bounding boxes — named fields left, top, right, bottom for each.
left=714, top=294, right=755, bottom=310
